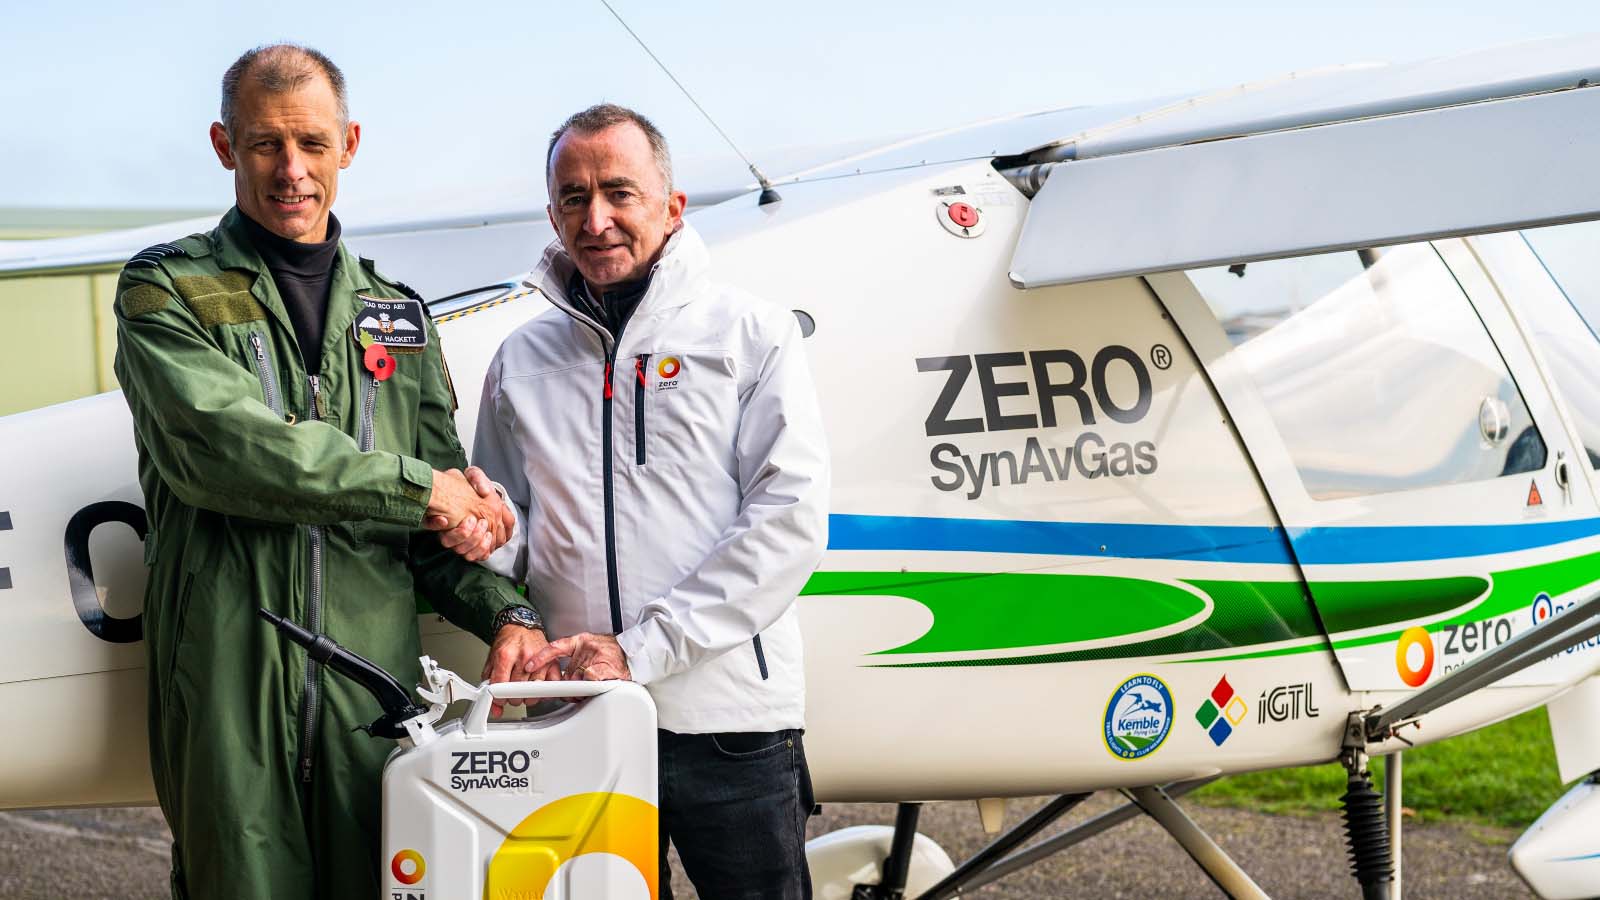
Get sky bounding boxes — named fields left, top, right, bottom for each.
left=5, top=1, right=1598, bottom=218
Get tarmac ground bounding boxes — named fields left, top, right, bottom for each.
left=0, top=793, right=1532, bottom=899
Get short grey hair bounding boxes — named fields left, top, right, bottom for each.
left=546, top=104, right=673, bottom=193
left=220, top=43, right=348, bottom=140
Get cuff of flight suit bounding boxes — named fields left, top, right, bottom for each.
left=616, top=618, right=667, bottom=686
left=392, top=455, right=434, bottom=524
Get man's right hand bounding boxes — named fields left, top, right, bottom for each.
left=424, top=468, right=512, bottom=560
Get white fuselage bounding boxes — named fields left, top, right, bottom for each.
left=4, top=157, right=1600, bottom=810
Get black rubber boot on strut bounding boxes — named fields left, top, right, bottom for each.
left=1340, top=766, right=1394, bottom=900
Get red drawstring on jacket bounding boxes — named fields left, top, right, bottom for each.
left=603, top=361, right=613, bottom=400
left=636, top=356, right=647, bottom=387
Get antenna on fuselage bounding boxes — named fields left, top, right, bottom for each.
left=597, top=0, right=783, bottom=206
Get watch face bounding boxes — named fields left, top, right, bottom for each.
left=505, top=607, right=539, bottom=628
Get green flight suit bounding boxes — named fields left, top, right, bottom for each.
left=113, top=208, right=522, bottom=899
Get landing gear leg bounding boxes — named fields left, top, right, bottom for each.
left=1385, top=752, right=1403, bottom=900
left=852, top=803, right=922, bottom=900
left=1339, top=715, right=1395, bottom=900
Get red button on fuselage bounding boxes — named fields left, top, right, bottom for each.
left=947, top=202, right=979, bottom=228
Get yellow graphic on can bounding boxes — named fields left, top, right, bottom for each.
left=486, top=791, right=658, bottom=899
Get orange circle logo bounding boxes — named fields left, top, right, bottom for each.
left=391, top=849, right=425, bottom=885
left=657, top=356, right=681, bottom=379
left=1395, top=627, right=1435, bottom=687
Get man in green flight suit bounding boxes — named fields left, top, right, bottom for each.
left=113, top=44, right=549, bottom=898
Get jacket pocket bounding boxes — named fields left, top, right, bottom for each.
left=752, top=634, right=769, bottom=680
left=634, top=354, right=649, bottom=465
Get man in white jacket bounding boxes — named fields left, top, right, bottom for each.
left=451, top=104, right=829, bottom=898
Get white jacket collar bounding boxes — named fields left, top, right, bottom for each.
left=529, top=222, right=710, bottom=337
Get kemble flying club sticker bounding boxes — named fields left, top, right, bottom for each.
left=1104, top=674, right=1174, bottom=760
left=354, top=295, right=428, bottom=354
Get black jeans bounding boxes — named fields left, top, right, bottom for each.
left=658, top=728, right=814, bottom=899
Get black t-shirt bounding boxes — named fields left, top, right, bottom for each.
left=240, top=212, right=342, bottom=374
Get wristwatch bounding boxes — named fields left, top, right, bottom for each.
left=493, top=604, right=545, bottom=634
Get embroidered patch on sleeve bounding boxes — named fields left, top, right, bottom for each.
left=353, top=295, right=429, bottom=354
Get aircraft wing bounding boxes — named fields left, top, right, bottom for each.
left=1008, top=35, right=1600, bottom=287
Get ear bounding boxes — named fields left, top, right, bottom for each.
left=546, top=202, right=557, bottom=232
left=666, top=189, right=687, bottom=229
left=210, top=122, right=237, bottom=171
left=340, top=120, right=362, bottom=169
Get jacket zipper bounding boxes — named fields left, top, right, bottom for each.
left=358, top=373, right=380, bottom=452
left=299, top=374, right=326, bottom=784
left=569, top=284, right=642, bottom=637
left=752, top=634, right=769, bottom=680
left=600, top=351, right=623, bottom=633
left=248, top=333, right=282, bottom=416
left=634, top=354, right=649, bottom=465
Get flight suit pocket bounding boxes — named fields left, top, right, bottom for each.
left=350, top=520, right=414, bottom=554
left=160, top=571, right=197, bottom=712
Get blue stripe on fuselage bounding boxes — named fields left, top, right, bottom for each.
left=827, top=514, right=1600, bottom=565
left=828, top=514, right=1293, bottom=564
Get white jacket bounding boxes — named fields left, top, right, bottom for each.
left=474, top=224, right=830, bottom=733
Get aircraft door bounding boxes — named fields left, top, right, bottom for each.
left=1149, top=238, right=1600, bottom=692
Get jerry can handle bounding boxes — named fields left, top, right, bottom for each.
left=463, top=679, right=623, bottom=736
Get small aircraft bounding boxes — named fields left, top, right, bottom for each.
left=6, top=33, right=1600, bottom=899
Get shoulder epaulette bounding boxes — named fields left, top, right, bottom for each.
left=360, top=256, right=426, bottom=302
left=124, top=242, right=188, bottom=271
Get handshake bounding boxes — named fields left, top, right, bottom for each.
left=424, top=466, right=514, bottom=562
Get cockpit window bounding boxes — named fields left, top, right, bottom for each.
left=1521, top=221, right=1600, bottom=469
left=1189, top=242, right=1544, bottom=500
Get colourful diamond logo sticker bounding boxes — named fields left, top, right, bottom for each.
left=1198, top=675, right=1247, bottom=746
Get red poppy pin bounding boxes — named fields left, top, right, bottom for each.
left=364, top=343, right=395, bottom=381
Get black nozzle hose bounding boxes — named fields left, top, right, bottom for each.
left=258, top=608, right=427, bottom=738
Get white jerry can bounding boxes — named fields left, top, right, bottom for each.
left=382, top=663, right=660, bottom=900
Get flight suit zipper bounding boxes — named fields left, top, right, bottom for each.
left=299, top=374, right=326, bottom=784
left=248, top=333, right=282, bottom=416
left=358, top=373, right=380, bottom=452
left=634, top=354, right=649, bottom=465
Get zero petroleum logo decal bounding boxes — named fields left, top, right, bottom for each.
left=1194, top=675, right=1249, bottom=746
left=1396, top=626, right=1435, bottom=687
left=657, top=356, right=682, bottom=379
left=1103, top=674, right=1173, bottom=760
left=391, top=849, right=425, bottom=885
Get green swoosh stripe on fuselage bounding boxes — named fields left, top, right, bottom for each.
left=802, top=550, right=1600, bottom=667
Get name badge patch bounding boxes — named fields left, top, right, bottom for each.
left=353, top=295, right=428, bottom=354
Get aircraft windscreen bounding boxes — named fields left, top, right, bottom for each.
left=1518, top=221, right=1600, bottom=469
left=1189, top=242, right=1545, bottom=501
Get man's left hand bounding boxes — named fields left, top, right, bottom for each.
left=526, top=632, right=633, bottom=683
left=481, top=625, right=560, bottom=718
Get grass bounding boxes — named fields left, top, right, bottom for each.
left=1192, top=708, right=1571, bottom=829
